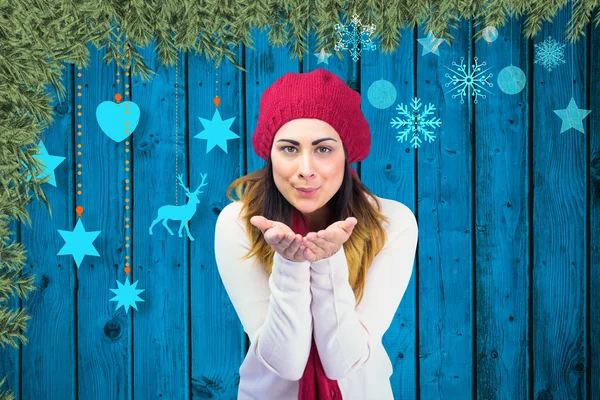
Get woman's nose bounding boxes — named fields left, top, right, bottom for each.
left=298, top=156, right=315, bottom=178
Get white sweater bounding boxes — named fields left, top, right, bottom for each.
left=214, top=196, right=418, bottom=400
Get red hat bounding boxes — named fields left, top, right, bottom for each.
left=252, top=68, right=371, bottom=164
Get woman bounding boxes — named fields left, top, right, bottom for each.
left=214, top=68, right=418, bottom=399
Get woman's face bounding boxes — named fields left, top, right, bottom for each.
left=270, top=118, right=346, bottom=218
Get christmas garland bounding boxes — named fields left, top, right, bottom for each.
left=0, top=0, right=598, bottom=398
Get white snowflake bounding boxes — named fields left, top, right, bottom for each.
left=334, top=14, right=376, bottom=62
left=390, top=97, right=442, bottom=148
left=534, top=36, right=566, bottom=72
left=444, top=56, right=493, bottom=104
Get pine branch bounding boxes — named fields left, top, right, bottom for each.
left=0, top=269, right=35, bottom=304
left=0, top=376, right=15, bottom=400
left=566, top=0, right=599, bottom=42
left=313, top=0, right=344, bottom=58
left=0, top=306, right=32, bottom=349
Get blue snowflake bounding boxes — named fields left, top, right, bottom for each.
left=534, top=36, right=566, bottom=72
left=334, top=14, right=376, bottom=62
left=390, top=97, right=442, bottom=148
left=444, top=56, right=494, bottom=104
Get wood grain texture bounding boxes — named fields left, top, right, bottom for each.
left=76, top=45, right=132, bottom=400
left=189, top=47, right=244, bottom=399
left=359, top=24, right=417, bottom=400
left=588, top=16, right=599, bottom=400
left=131, top=44, right=189, bottom=400
left=20, top=65, right=76, bottom=399
left=417, top=18, right=475, bottom=400
left=532, top=7, right=588, bottom=400
left=473, top=15, right=531, bottom=400
left=4, top=13, right=600, bottom=400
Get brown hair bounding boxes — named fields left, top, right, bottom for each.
left=225, top=156, right=390, bottom=306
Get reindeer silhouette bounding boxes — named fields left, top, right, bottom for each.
left=149, top=173, right=208, bottom=241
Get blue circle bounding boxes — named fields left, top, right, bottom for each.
left=367, top=79, right=397, bottom=109
left=497, top=66, right=527, bottom=95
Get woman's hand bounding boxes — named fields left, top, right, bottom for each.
left=250, top=216, right=309, bottom=263
left=301, top=217, right=358, bottom=263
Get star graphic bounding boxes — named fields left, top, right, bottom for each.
left=194, top=109, right=239, bottom=154
left=314, top=49, right=332, bottom=65
left=27, top=141, right=66, bottom=187
left=417, top=31, right=445, bottom=56
left=57, top=219, right=101, bottom=268
left=553, top=97, right=591, bottom=133
left=110, top=277, right=145, bottom=314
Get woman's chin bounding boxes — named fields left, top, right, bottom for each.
left=290, top=200, right=319, bottom=214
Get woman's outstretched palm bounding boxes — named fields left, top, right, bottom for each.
left=250, top=216, right=310, bottom=263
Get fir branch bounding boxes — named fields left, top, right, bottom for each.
left=267, top=0, right=291, bottom=48
left=566, top=0, right=598, bottom=42
left=0, top=376, right=15, bottom=400
left=0, top=269, right=35, bottom=304
left=313, top=0, right=344, bottom=59
left=287, top=0, right=310, bottom=60
left=0, top=306, right=32, bottom=349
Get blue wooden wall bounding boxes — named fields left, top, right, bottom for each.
left=1, top=9, right=599, bottom=400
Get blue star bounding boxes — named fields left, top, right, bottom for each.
left=57, top=219, right=101, bottom=268
left=553, top=97, right=591, bottom=133
left=194, top=109, right=240, bottom=154
left=314, top=49, right=332, bottom=65
left=417, top=31, right=444, bottom=56
left=26, top=141, right=66, bottom=187
left=110, top=278, right=145, bottom=313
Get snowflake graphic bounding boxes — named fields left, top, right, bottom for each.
left=390, top=97, right=442, bottom=148
left=444, top=56, right=494, bottom=104
left=534, top=36, right=566, bottom=72
left=334, top=14, right=376, bottom=62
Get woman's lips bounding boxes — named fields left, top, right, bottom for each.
left=296, top=187, right=319, bottom=197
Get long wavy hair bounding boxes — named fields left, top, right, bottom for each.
left=225, top=153, right=390, bottom=306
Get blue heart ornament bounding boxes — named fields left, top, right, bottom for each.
left=96, top=100, right=140, bottom=142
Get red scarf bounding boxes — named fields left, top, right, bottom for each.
left=291, top=208, right=343, bottom=400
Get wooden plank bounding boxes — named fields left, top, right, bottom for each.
left=359, top=22, right=417, bottom=399
left=473, top=16, right=531, bottom=399
left=20, top=65, right=75, bottom=399
left=0, top=220, right=21, bottom=399
left=132, top=46, right=189, bottom=399
left=532, top=7, right=588, bottom=399
left=245, top=28, right=301, bottom=176
left=189, top=48, right=245, bottom=399
left=417, top=19, right=474, bottom=399
left=590, top=12, right=600, bottom=400
left=75, top=45, right=132, bottom=400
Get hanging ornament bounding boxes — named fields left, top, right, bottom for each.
left=25, top=141, right=66, bottom=187
left=482, top=26, right=499, bottom=43
left=417, top=31, right=444, bottom=56
left=148, top=173, right=209, bottom=241
left=497, top=65, right=527, bottom=94
left=367, top=79, right=397, bottom=109
left=96, top=92, right=140, bottom=142
left=57, top=65, right=102, bottom=268
left=109, top=277, right=145, bottom=313
left=334, top=14, right=376, bottom=62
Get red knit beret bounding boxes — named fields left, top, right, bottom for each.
left=252, top=68, right=371, bottom=164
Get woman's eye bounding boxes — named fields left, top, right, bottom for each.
left=282, top=146, right=331, bottom=153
